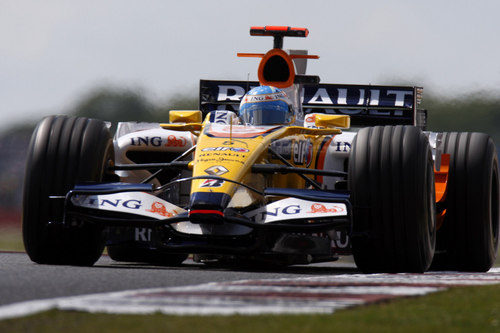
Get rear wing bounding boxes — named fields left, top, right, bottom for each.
left=199, top=80, right=426, bottom=128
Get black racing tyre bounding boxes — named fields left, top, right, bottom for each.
left=348, top=126, right=436, bottom=273
left=431, top=132, right=499, bottom=271
left=23, top=115, right=114, bottom=266
left=107, top=245, right=188, bottom=266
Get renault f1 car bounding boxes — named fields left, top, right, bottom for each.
left=22, top=26, right=499, bottom=272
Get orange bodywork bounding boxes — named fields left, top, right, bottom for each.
left=257, top=48, right=295, bottom=88
left=434, top=153, right=450, bottom=229
left=237, top=53, right=265, bottom=58
left=238, top=26, right=318, bottom=89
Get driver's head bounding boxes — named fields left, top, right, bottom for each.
left=239, top=86, right=294, bottom=125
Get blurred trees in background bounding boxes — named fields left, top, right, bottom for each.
left=0, top=86, right=499, bottom=211
left=73, top=88, right=156, bottom=122
left=72, top=87, right=198, bottom=124
left=424, top=92, right=500, bottom=144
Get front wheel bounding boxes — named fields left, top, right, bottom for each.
left=348, top=126, right=436, bottom=273
left=23, top=116, right=114, bottom=266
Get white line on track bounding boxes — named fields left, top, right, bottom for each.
left=0, top=268, right=499, bottom=319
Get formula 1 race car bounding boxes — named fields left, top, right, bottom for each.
left=22, top=26, right=499, bottom=272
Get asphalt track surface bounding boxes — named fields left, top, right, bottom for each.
left=0, top=251, right=358, bottom=307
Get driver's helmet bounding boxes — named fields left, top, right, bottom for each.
left=239, top=86, right=294, bottom=125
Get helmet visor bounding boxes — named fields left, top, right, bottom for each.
left=240, top=101, right=291, bottom=125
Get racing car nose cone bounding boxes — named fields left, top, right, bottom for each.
left=189, top=209, right=225, bottom=224
left=188, top=192, right=231, bottom=224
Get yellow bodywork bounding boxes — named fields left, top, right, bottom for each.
left=191, top=122, right=342, bottom=201
left=161, top=110, right=348, bottom=207
left=169, top=110, right=202, bottom=124
left=314, top=114, right=350, bottom=129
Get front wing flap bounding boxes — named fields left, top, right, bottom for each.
left=65, top=183, right=351, bottom=233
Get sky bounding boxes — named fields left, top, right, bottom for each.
left=1, top=0, right=500, bottom=130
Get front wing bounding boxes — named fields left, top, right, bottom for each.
left=65, top=183, right=351, bottom=233
left=61, top=183, right=351, bottom=260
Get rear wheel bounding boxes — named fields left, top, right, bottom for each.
left=348, top=125, right=436, bottom=273
left=23, top=116, right=114, bottom=266
left=431, top=132, right=499, bottom=271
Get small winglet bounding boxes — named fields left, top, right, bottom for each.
left=250, top=26, right=309, bottom=49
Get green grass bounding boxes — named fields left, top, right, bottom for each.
left=0, top=284, right=498, bottom=332
left=0, top=226, right=23, bottom=252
